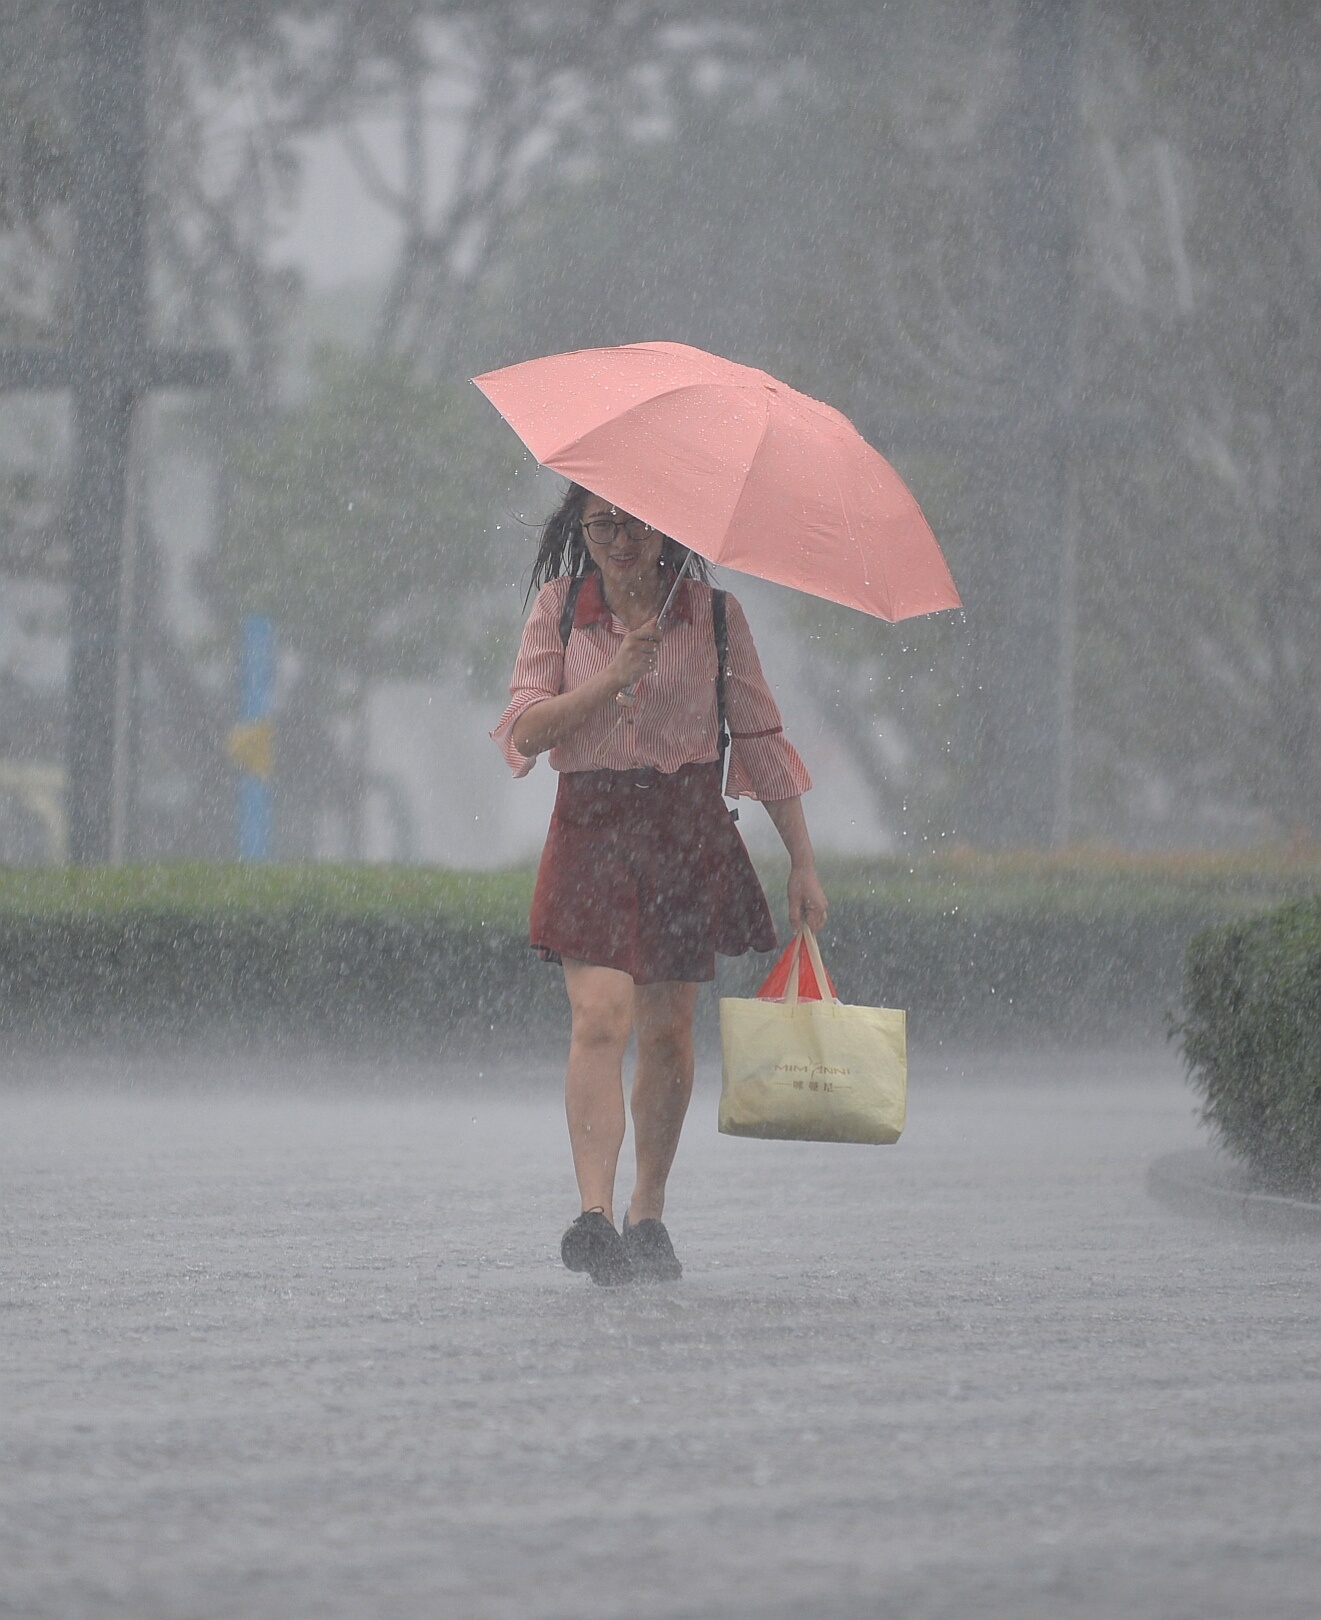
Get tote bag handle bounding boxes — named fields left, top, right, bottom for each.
left=780, top=928, right=839, bottom=1006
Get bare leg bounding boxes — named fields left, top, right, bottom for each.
left=561, top=959, right=634, bottom=1224
left=628, top=980, right=698, bottom=1224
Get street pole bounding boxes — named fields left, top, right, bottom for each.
left=108, top=413, right=144, bottom=865
left=66, top=0, right=147, bottom=864
left=957, top=0, right=1083, bottom=848
left=234, top=616, right=275, bottom=860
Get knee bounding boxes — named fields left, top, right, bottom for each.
left=571, top=997, right=632, bottom=1054
left=637, top=1016, right=693, bottom=1069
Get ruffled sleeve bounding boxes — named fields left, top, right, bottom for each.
left=490, top=580, right=570, bottom=777
left=721, top=593, right=812, bottom=801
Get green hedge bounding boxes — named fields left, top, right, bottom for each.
left=0, top=865, right=559, bottom=1053
left=1179, top=897, right=1321, bottom=1195
left=0, top=858, right=1315, bottom=1054
left=777, top=850, right=1318, bottom=1041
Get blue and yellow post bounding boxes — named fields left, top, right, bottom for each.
left=226, top=614, right=275, bottom=860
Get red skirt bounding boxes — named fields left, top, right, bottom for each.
left=530, top=762, right=777, bottom=985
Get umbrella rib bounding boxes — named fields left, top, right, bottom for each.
left=727, top=387, right=776, bottom=538
left=706, top=388, right=775, bottom=570
left=539, top=380, right=697, bottom=460
left=830, top=453, right=892, bottom=610
left=549, top=381, right=770, bottom=486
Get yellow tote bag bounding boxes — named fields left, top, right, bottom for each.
left=718, top=929, right=906, bottom=1144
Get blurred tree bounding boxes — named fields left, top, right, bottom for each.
left=1073, top=0, right=1321, bottom=840
left=1, top=0, right=73, bottom=585
left=148, top=1, right=776, bottom=401
left=213, top=349, right=511, bottom=674
left=0, top=0, right=73, bottom=814
left=0, top=449, right=66, bottom=585
left=752, top=0, right=1321, bottom=847
left=205, top=348, right=518, bottom=854
left=148, top=4, right=344, bottom=426
left=0, top=0, right=74, bottom=347
left=330, top=3, right=776, bottom=368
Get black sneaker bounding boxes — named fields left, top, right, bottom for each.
left=622, top=1215, right=683, bottom=1282
left=560, top=1209, right=634, bottom=1287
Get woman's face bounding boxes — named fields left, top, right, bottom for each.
left=580, top=493, right=666, bottom=591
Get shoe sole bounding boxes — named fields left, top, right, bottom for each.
left=589, top=1265, right=634, bottom=1287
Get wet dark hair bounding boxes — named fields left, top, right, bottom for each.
left=526, top=481, right=709, bottom=602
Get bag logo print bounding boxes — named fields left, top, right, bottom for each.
left=772, top=1061, right=853, bottom=1093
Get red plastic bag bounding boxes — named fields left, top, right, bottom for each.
left=755, top=931, right=837, bottom=1001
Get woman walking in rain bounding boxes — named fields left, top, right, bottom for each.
left=493, top=483, right=828, bottom=1286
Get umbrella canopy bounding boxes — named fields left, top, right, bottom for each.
left=472, top=341, right=960, bottom=622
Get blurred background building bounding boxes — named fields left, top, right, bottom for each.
left=2, top=0, right=1317, bottom=865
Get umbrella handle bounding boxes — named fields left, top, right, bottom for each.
left=617, top=550, right=696, bottom=708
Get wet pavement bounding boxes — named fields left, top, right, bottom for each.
left=2, top=1047, right=1319, bottom=1619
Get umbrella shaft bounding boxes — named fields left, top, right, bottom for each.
left=656, top=548, right=695, bottom=630
left=619, top=551, right=695, bottom=707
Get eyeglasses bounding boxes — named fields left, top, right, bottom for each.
left=580, top=513, right=655, bottom=546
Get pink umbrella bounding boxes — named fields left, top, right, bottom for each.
left=472, top=340, right=960, bottom=622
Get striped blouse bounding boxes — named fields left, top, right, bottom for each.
left=492, top=572, right=812, bottom=801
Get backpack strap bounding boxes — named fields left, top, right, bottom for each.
left=711, top=588, right=737, bottom=819
left=558, top=574, right=586, bottom=649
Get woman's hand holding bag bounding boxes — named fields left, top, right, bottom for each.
left=718, top=929, right=907, bottom=1145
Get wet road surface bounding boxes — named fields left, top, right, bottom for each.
left=2, top=1048, right=1319, bottom=1619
